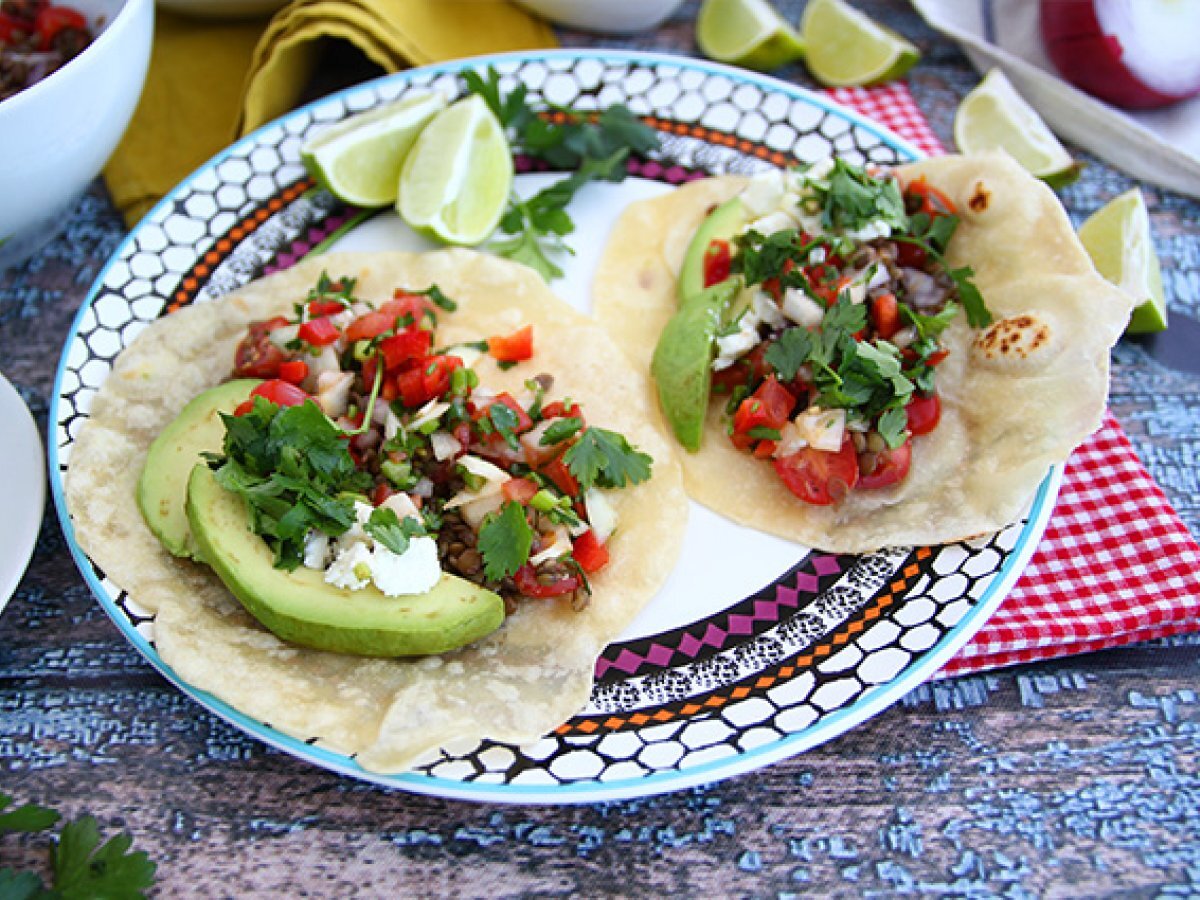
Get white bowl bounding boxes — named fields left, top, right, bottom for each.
left=0, top=0, right=153, bottom=268
left=514, top=0, right=686, bottom=34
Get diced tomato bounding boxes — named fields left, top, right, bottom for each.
left=926, top=349, right=949, bottom=367
left=539, top=455, right=580, bottom=498
left=895, top=241, right=927, bottom=269
left=378, top=326, right=432, bottom=370
left=232, top=400, right=255, bottom=417
left=488, top=324, right=534, bottom=363
left=762, top=258, right=796, bottom=301
left=380, top=292, right=437, bottom=326
left=35, top=4, right=87, bottom=48
left=488, top=392, right=534, bottom=433
left=298, top=316, right=340, bottom=347
left=371, top=481, right=397, bottom=506
left=814, top=274, right=853, bottom=306
left=703, top=239, right=732, bottom=288
left=858, top=439, right=912, bottom=490
left=870, top=293, right=900, bottom=340
left=514, top=563, right=580, bottom=599
left=906, top=176, right=957, bottom=217
left=0, top=12, right=27, bottom=42
left=343, top=310, right=396, bottom=343
left=251, top=379, right=309, bottom=407
left=232, top=319, right=288, bottom=379
left=307, top=299, right=346, bottom=317
left=396, top=355, right=462, bottom=407
left=731, top=376, right=795, bottom=448
left=540, top=399, right=581, bottom=421
left=572, top=529, right=609, bottom=573
left=773, top=437, right=860, bottom=506
left=905, top=392, right=941, bottom=436
left=502, top=476, right=539, bottom=504
left=278, top=359, right=308, bottom=385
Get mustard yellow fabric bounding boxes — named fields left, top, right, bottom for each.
left=104, top=1, right=557, bottom=226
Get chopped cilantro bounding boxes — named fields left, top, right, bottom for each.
left=812, top=159, right=908, bottom=234
left=478, top=500, right=534, bottom=581
left=764, top=327, right=813, bottom=382
left=364, top=507, right=427, bottom=556
left=876, top=406, right=910, bottom=449
left=487, top=402, right=522, bottom=450
left=563, top=427, right=652, bottom=490
left=540, top=416, right=583, bottom=446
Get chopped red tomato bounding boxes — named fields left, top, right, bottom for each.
left=370, top=481, right=397, bottom=506
left=762, top=258, right=796, bottom=301
left=251, top=379, right=308, bottom=407
left=514, top=563, right=580, bottom=598
left=731, top=376, right=795, bottom=450
left=381, top=292, right=437, bottom=326
left=539, top=456, right=580, bottom=498
left=905, top=392, right=941, bottom=436
left=34, top=4, right=86, bottom=48
left=395, top=355, right=462, bottom=407
left=773, top=437, right=860, bottom=506
left=501, top=476, right=539, bottom=504
left=572, top=529, right=609, bottom=573
left=858, top=439, right=912, bottom=490
left=487, top=392, right=534, bottom=433
left=379, top=326, right=432, bottom=370
left=870, top=293, right=900, bottom=340
left=703, top=239, right=732, bottom=288
left=232, top=319, right=288, bottom=379
left=298, top=317, right=340, bottom=347
left=344, top=310, right=397, bottom=343
left=307, top=299, right=345, bottom=317
left=906, top=176, right=957, bottom=217
left=488, top=324, right=534, bottom=363
left=278, top=359, right=308, bottom=385
left=541, top=399, right=581, bottom=420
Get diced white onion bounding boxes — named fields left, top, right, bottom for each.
left=529, top=526, right=571, bottom=566
left=316, top=371, right=354, bottom=418
left=584, top=488, right=619, bottom=544
left=781, top=287, right=825, bottom=327
left=410, top=399, right=450, bottom=431
left=794, top=406, right=846, bottom=452
left=430, top=431, right=463, bottom=461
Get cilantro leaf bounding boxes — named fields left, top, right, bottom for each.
left=563, top=427, right=652, bottom=490
left=854, top=341, right=915, bottom=399
left=0, top=796, right=59, bottom=835
left=876, top=405, right=910, bottom=449
left=487, top=402, right=522, bottom=450
left=900, top=299, right=959, bottom=340
left=814, top=159, right=908, bottom=234
left=764, top=327, right=814, bottom=381
left=540, top=416, right=583, bottom=446
left=51, top=816, right=156, bottom=900
left=0, top=869, right=44, bottom=900
left=478, top=500, right=534, bottom=581
left=365, top=507, right=426, bottom=556
left=948, top=266, right=992, bottom=328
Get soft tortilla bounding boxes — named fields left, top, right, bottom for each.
left=593, top=153, right=1134, bottom=552
left=67, top=249, right=687, bottom=772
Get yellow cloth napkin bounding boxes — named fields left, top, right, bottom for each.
left=104, top=0, right=557, bottom=226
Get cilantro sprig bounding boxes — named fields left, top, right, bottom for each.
left=478, top=500, right=534, bottom=581
left=0, top=792, right=157, bottom=899
left=464, top=67, right=660, bottom=280
left=563, top=427, right=653, bottom=490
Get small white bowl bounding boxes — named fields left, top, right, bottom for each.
left=0, top=0, right=153, bottom=269
left=515, top=0, right=686, bottom=34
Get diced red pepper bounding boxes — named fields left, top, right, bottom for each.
left=572, top=529, right=609, bottom=573
left=488, top=324, right=534, bottom=363
left=906, top=176, right=957, bottom=217
left=298, top=316, right=340, bottom=347
left=371, top=481, right=397, bottom=506
left=307, top=299, right=346, bottom=317
left=378, top=325, right=432, bottom=370
left=278, top=359, right=308, bottom=385
left=396, top=355, right=462, bottom=407
left=703, top=239, right=732, bottom=288
left=540, top=399, right=581, bottom=420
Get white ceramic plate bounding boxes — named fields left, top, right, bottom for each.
left=0, top=373, right=45, bottom=613
left=51, top=50, right=1059, bottom=803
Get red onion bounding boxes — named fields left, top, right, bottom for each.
left=1041, top=0, right=1200, bottom=109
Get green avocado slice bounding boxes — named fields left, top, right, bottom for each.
left=677, top=197, right=746, bottom=303
left=651, top=280, right=739, bottom=452
left=136, top=379, right=259, bottom=558
left=185, top=464, right=505, bottom=657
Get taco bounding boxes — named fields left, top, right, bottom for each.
left=66, top=249, right=686, bottom=772
left=593, top=152, right=1133, bottom=552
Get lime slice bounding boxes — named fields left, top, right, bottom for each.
left=1078, top=188, right=1167, bottom=334
left=800, top=0, right=920, bottom=87
left=954, top=69, right=1080, bottom=188
left=301, top=91, right=448, bottom=208
left=695, top=0, right=805, bottom=71
left=397, top=94, right=513, bottom=246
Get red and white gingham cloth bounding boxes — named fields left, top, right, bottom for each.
left=825, top=83, right=1200, bottom=676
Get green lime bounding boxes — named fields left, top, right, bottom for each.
left=954, top=69, right=1080, bottom=187
left=1078, top=188, right=1167, bottom=334
left=695, top=0, right=806, bottom=72
left=301, top=91, right=448, bottom=208
left=800, top=0, right=920, bottom=87
left=397, top=94, right=513, bottom=247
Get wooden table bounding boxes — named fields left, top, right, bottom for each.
left=3, top=1, right=1199, bottom=895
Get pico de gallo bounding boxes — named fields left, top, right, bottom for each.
left=702, top=158, right=991, bottom=505
left=0, top=0, right=93, bottom=101
left=214, top=272, right=652, bottom=612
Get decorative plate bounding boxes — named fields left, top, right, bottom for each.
left=51, top=50, right=1060, bottom=803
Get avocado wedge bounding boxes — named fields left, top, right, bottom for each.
left=137, top=379, right=259, bottom=558
left=677, top=197, right=746, bottom=302
left=185, top=465, right=505, bottom=657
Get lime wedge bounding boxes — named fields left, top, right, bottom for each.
left=695, top=0, right=805, bottom=71
left=397, top=94, right=513, bottom=246
left=1078, top=188, right=1167, bottom=334
left=954, top=69, right=1080, bottom=188
left=301, top=91, right=448, bottom=208
left=800, top=0, right=919, bottom=87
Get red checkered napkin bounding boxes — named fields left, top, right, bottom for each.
left=826, top=83, right=1200, bottom=676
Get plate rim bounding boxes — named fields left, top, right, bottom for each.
left=48, top=47, right=1062, bottom=803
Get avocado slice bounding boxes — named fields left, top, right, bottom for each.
left=677, top=197, right=746, bottom=303
left=137, top=379, right=259, bottom=558
left=651, top=280, right=739, bottom=452
left=185, top=464, right=505, bottom=657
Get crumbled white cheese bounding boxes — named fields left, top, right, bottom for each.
left=325, top=541, right=373, bottom=591
left=751, top=289, right=787, bottom=330
left=739, top=169, right=789, bottom=218
left=369, top=535, right=441, bottom=596
left=302, top=531, right=330, bottom=570
left=713, top=312, right=761, bottom=371
left=745, top=210, right=797, bottom=236
left=846, top=219, right=893, bottom=243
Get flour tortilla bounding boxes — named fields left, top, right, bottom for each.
left=67, top=249, right=686, bottom=772
left=593, top=152, right=1133, bottom=552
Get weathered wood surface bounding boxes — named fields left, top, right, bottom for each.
left=3, top=1, right=1200, bottom=895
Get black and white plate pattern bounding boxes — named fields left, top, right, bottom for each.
left=51, top=50, right=1060, bottom=803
